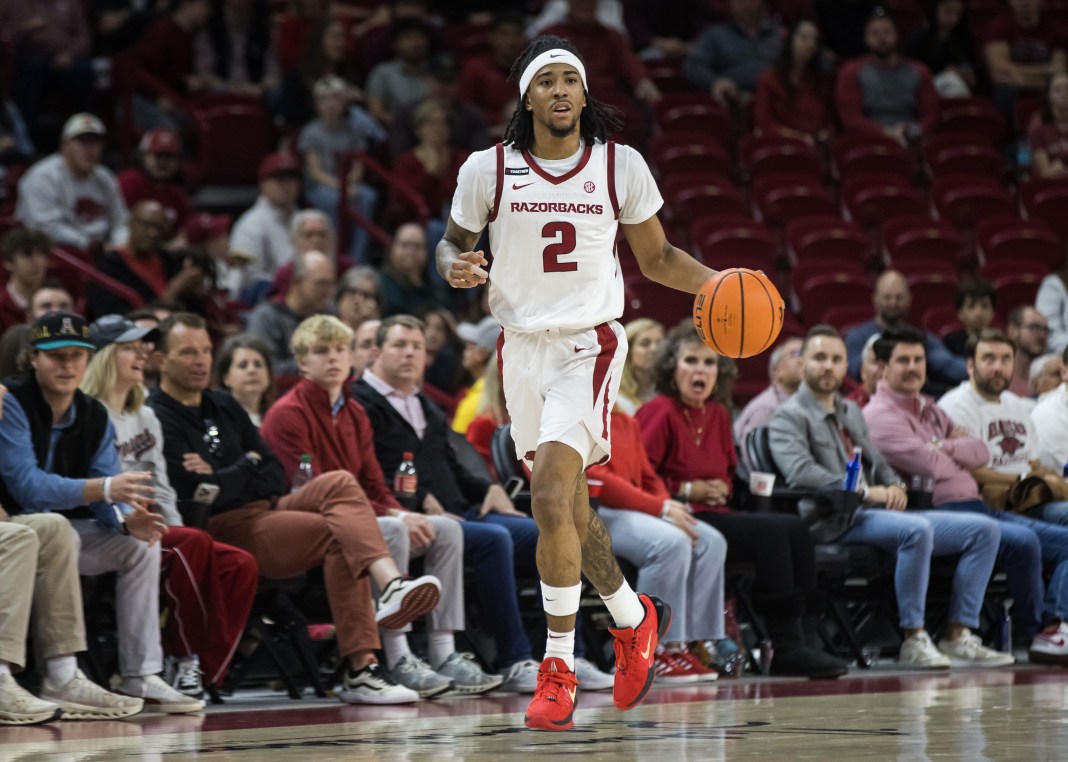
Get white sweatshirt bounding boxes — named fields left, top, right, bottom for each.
left=107, top=403, right=181, bottom=526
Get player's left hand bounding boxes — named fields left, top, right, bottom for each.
left=448, top=250, right=488, bottom=289
left=480, top=484, right=525, bottom=517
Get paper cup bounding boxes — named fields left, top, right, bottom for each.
left=749, top=472, right=776, bottom=497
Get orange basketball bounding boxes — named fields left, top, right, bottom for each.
left=693, top=268, right=785, bottom=359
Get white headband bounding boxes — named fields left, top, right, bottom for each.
left=518, top=49, right=588, bottom=98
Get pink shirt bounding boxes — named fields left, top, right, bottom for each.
left=361, top=369, right=427, bottom=440
left=863, top=381, right=989, bottom=506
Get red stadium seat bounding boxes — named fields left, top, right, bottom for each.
left=833, top=133, right=914, bottom=180
left=936, top=97, right=1007, bottom=147
left=842, top=174, right=926, bottom=228
left=752, top=174, right=836, bottom=227
left=1021, top=177, right=1068, bottom=241
left=991, top=272, right=1043, bottom=321
left=654, top=94, right=733, bottom=147
left=623, top=277, right=693, bottom=328
left=690, top=216, right=779, bottom=273
left=793, top=272, right=874, bottom=326
left=906, top=272, right=960, bottom=326
left=661, top=174, right=748, bottom=233
left=648, top=132, right=732, bottom=179
left=922, top=305, right=964, bottom=338
left=977, top=215, right=1063, bottom=270
left=739, top=134, right=823, bottom=181
left=924, top=136, right=1005, bottom=180
left=979, top=257, right=1052, bottom=282
left=188, top=102, right=277, bottom=185
left=881, top=215, right=968, bottom=272
left=930, top=175, right=1015, bottom=228
left=786, top=216, right=874, bottom=268
left=820, top=304, right=876, bottom=333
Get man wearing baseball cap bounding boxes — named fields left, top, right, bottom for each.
left=118, top=130, right=191, bottom=237
left=227, top=152, right=302, bottom=303
left=451, top=315, right=502, bottom=434
left=0, top=312, right=204, bottom=713
left=16, top=113, right=129, bottom=252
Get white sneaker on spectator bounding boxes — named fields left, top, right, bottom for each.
left=433, top=652, right=503, bottom=695
left=497, top=659, right=540, bottom=693
left=899, top=631, right=951, bottom=669
left=386, top=654, right=453, bottom=699
left=40, top=670, right=143, bottom=720
left=113, top=674, right=205, bottom=714
left=937, top=628, right=1015, bottom=667
left=166, top=656, right=205, bottom=699
left=574, top=657, right=614, bottom=691
left=340, top=662, right=420, bottom=705
left=375, top=575, right=441, bottom=630
left=0, top=673, right=61, bottom=725
left=1029, top=621, right=1068, bottom=665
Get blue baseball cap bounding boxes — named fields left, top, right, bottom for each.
left=30, top=312, right=95, bottom=351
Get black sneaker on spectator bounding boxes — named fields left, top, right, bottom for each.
left=375, top=575, right=441, bottom=630
left=340, top=662, right=420, bottom=705
left=166, top=656, right=205, bottom=699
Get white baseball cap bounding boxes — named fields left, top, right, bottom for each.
left=457, top=316, right=501, bottom=352
left=61, top=113, right=106, bottom=141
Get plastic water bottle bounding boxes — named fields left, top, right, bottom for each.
left=393, top=451, right=418, bottom=510
left=291, top=454, right=314, bottom=492
left=842, top=447, right=862, bottom=492
left=1062, top=461, right=1068, bottom=478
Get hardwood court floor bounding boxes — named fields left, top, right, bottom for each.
left=4, top=666, right=1068, bottom=761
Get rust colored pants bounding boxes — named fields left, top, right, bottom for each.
left=207, top=471, right=391, bottom=657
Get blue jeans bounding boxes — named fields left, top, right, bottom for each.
left=939, top=500, right=1068, bottom=637
left=304, top=181, right=379, bottom=265
left=837, top=509, right=1000, bottom=629
left=1029, top=501, right=1068, bottom=526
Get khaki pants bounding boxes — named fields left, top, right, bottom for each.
left=0, top=514, right=86, bottom=669
left=208, top=471, right=391, bottom=658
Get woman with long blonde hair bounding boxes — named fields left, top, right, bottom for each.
left=81, top=315, right=259, bottom=700
left=617, top=318, right=664, bottom=415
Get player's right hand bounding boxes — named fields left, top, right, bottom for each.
left=448, top=250, right=488, bottom=289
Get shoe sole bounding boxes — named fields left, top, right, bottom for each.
left=413, top=682, right=454, bottom=700
left=1029, top=649, right=1068, bottom=666
left=44, top=699, right=143, bottom=720
left=615, top=596, right=673, bottom=711
left=654, top=674, right=700, bottom=685
left=450, top=677, right=505, bottom=696
left=0, top=707, right=61, bottom=725
left=376, top=580, right=441, bottom=630
left=524, top=706, right=575, bottom=731
left=138, top=698, right=206, bottom=714
left=338, top=689, right=419, bottom=705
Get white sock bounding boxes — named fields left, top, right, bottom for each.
left=380, top=630, right=412, bottom=670
left=545, top=629, right=576, bottom=670
left=600, top=579, right=645, bottom=630
left=428, top=631, right=455, bottom=670
left=0, top=661, right=10, bottom=676
left=45, top=655, right=77, bottom=686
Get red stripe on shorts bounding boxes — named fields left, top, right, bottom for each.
left=592, top=323, right=617, bottom=439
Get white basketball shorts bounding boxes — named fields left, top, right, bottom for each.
left=498, top=321, right=627, bottom=469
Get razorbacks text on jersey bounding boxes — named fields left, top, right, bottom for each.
left=451, top=139, right=662, bottom=333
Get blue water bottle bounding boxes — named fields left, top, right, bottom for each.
left=843, top=447, right=862, bottom=492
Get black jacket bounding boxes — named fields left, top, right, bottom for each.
left=148, top=387, right=287, bottom=514
left=352, top=377, right=490, bottom=515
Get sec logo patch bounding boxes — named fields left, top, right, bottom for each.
left=584, top=181, right=595, bottom=193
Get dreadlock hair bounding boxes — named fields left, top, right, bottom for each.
left=502, top=35, right=623, bottom=153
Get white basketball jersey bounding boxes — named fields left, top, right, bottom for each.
left=451, top=140, right=662, bottom=333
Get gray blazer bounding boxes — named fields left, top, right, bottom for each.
left=769, top=384, right=903, bottom=543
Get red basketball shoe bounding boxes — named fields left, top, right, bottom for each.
left=608, top=594, right=672, bottom=710
left=523, top=657, right=579, bottom=731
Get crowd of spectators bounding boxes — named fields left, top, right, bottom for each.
left=11, top=0, right=1068, bottom=726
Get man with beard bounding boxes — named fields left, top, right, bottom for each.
left=865, top=325, right=1068, bottom=666
left=939, top=330, right=1068, bottom=527
left=844, top=270, right=966, bottom=394
left=835, top=8, right=940, bottom=142
left=1006, top=306, right=1050, bottom=398
left=770, top=325, right=1005, bottom=669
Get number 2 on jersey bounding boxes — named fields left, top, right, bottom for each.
left=542, top=221, right=577, bottom=272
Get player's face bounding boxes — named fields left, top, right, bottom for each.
left=674, top=341, right=719, bottom=408
left=298, top=341, right=352, bottom=391
left=970, top=340, right=1014, bottom=399
left=802, top=335, right=847, bottom=396
left=630, top=326, right=663, bottom=372
left=881, top=342, right=926, bottom=396
left=525, top=63, right=586, bottom=139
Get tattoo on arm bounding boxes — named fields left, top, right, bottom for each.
left=435, top=218, right=482, bottom=279
left=581, top=510, right=624, bottom=594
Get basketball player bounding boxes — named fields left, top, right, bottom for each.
left=437, top=36, right=719, bottom=732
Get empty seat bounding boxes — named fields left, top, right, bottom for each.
left=786, top=215, right=873, bottom=268
left=623, top=277, right=693, bottom=328
left=833, top=133, right=914, bottom=181
left=924, top=135, right=1005, bottom=180
left=881, top=215, right=967, bottom=272
left=739, top=133, right=823, bottom=181
left=654, top=94, right=733, bottom=147
left=690, top=216, right=778, bottom=273
left=922, top=305, right=964, bottom=338
left=648, top=131, right=732, bottom=179
left=820, top=303, right=876, bottom=333
left=991, top=272, right=1043, bottom=321
left=842, top=174, right=926, bottom=228
left=977, top=215, right=1063, bottom=270
left=752, top=174, right=836, bottom=227
left=793, top=272, right=874, bottom=326
left=661, top=173, right=748, bottom=232
left=189, top=102, right=277, bottom=185
left=936, top=97, right=1007, bottom=147
left=1021, top=177, right=1068, bottom=241
left=930, top=175, right=1015, bottom=228
left=906, top=272, right=960, bottom=326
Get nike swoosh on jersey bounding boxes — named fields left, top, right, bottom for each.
left=574, top=346, right=591, bottom=353
left=512, top=182, right=534, bottom=190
